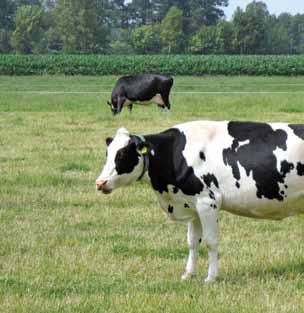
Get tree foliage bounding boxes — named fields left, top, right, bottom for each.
left=0, top=0, right=304, bottom=54
left=11, top=5, right=46, bottom=53
left=54, top=0, right=110, bottom=53
left=160, top=6, right=184, bottom=54
left=132, top=24, right=160, bottom=54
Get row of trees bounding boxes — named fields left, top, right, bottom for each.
left=1, top=0, right=304, bottom=54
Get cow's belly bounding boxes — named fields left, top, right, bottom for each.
left=222, top=191, right=304, bottom=220
left=155, top=188, right=197, bottom=223
left=127, top=94, right=164, bottom=106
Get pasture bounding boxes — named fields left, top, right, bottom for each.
left=0, top=75, right=303, bottom=313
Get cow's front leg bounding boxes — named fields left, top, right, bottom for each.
left=116, top=96, right=126, bottom=114
left=196, top=199, right=219, bottom=283
left=181, top=218, right=202, bottom=281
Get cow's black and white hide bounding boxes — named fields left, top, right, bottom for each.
left=107, top=74, right=173, bottom=115
left=96, top=121, right=304, bottom=282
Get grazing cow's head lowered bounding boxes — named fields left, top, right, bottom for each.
left=107, top=100, right=120, bottom=116
left=96, top=128, right=151, bottom=193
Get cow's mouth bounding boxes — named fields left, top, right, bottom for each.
left=101, top=188, right=112, bottom=195
left=96, top=180, right=112, bottom=194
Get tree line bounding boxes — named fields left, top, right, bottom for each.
left=1, top=0, right=304, bottom=55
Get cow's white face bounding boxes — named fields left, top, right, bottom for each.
left=96, top=128, right=147, bottom=194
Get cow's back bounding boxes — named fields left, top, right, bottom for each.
left=113, top=74, right=172, bottom=101
left=174, top=120, right=304, bottom=219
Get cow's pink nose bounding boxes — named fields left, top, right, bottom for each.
left=96, top=180, right=108, bottom=191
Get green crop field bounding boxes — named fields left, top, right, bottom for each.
left=0, top=75, right=303, bottom=313
left=1, top=55, right=304, bottom=76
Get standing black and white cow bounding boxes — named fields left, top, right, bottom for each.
left=107, top=74, right=174, bottom=115
left=96, top=120, right=304, bottom=282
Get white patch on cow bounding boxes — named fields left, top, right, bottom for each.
left=156, top=186, right=197, bottom=223
left=239, top=139, right=250, bottom=146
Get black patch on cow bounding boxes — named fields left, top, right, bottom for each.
left=203, top=174, right=219, bottom=189
left=223, top=121, right=288, bottom=201
left=145, top=128, right=204, bottom=195
left=199, top=151, right=206, bottom=161
left=280, top=160, right=294, bottom=178
left=173, top=186, right=179, bottom=194
left=168, top=205, right=174, bottom=213
left=285, top=184, right=288, bottom=189
left=114, top=141, right=140, bottom=175
left=297, top=162, right=304, bottom=176
left=236, top=181, right=240, bottom=188
left=289, top=124, right=304, bottom=140
left=184, top=203, right=190, bottom=208
left=209, top=190, right=215, bottom=200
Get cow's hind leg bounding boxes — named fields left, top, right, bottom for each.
left=160, top=91, right=171, bottom=110
left=181, top=218, right=202, bottom=280
left=196, top=198, right=220, bottom=283
left=128, top=104, right=133, bottom=112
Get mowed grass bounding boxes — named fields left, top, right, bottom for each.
left=0, top=75, right=303, bottom=313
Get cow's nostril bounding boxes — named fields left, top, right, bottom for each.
left=96, top=180, right=108, bottom=190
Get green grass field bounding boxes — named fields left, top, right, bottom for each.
left=0, top=75, right=303, bottom=313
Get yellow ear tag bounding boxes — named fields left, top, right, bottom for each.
left=140, top=146, right=148, bottom=155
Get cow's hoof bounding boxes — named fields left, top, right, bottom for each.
left=204, top=276, right=217, bottom=283
left=181, top=272, right=196, bottom=281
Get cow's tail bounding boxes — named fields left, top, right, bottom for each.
left=168, top=77, right=174, bottom=88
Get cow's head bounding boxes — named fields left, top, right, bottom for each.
left=96, top=128, right=152, bottom=194
left=107, top=96, right=125, bottom=115
left=107, top=101, right=120, bottom=115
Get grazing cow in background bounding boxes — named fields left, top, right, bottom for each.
left=96, top=120, right=304, bottom=282
left=107, top=74, right=174, bottom=115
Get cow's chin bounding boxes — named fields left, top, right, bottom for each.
left=101, top=189, right=112, bottom=195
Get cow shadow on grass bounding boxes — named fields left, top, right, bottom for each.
left=111, top=244, right=207, bottom=260
left=224, top=260, right=304, bottom=285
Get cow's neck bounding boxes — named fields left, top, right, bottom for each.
left=143, top=128, right=204, bottom=196
left=143, top=129, right=180, bottom=193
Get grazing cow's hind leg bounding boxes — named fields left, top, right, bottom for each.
left=161, top=91, right=171, bottom=110
left=128, top=104, right=133, bottom=112
left=196, top=199, right=220, bottom=283
left=181, top=218, right=202, bottom=280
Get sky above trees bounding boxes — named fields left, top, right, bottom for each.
left=224, top=0, right=304, bottom=20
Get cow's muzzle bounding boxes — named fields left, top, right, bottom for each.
left=112, top=108, right=119, bottom=116
left=96, top=180, right=112, bottom=194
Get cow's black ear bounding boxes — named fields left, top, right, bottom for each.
left=106, top=137, right=113, bottom=146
